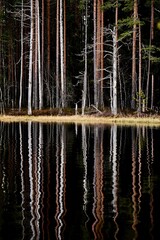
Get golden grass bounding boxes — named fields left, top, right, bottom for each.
left=1, top=114, right=160, bottom=126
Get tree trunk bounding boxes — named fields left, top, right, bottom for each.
left=93, top=0, right=97, bottom=107
left=60, top=0, right=65, bottom=108
left=100, top=0, right=104, bottom=108
left=82, top=0, right=88, bottom=115
left=56, top=0, right=60, bottom=108
left=131, top=0, right=138, bottom=109
left=138, top=22, right=142, bottom=113
left=112, top=27, right=117, bottom=115
left=146, top=0, right=154, bottom=110
left=47, top=0, right=50, bottom=84
left=28, top=0, right=34, bottom=115
left=37, top=0, right=42, bottom=110
left=63, top=0, right=66, bottom=107
left=41, top=0, right=44, bottom=105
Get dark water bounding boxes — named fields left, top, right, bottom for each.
left=0, top=122, right=160, bottom=240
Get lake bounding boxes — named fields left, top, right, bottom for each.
left=0, top=122, right=160, bottom=240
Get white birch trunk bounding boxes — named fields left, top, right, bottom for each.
left=82, top=0, right=88, bottom=115
left=56, top=0, right=60, bottom=108
left=28, top=0, right=34, bottom=115
left=19, top=0, right=24, bottom=112
left=60, top=0, right=64, bottom=108
left=37, top=0, right=42, bottom=109
left=112, top=27, right=117, bottom=115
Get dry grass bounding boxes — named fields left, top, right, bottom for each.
left=1, top=114, right=160, bottom=126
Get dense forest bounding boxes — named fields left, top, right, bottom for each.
left=0, top=0, right=160, bottom=115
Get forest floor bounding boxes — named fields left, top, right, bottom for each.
left=1, top=108, right=160, bottom=126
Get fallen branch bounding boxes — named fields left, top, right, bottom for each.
left=91, top=104, right=103, bottom=114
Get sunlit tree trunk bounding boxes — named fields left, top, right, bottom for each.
left=146, top=0, right=154, bottom=110
left=138, top=22, right=142, bottom=113
left=150, top=0, right=154, bottom=110
left=19, top=0, right=24, bottom=112
left=100, top=0, right=104, bottom=108
left=112, top=27, right=117, bottom=115
left=56, top=0, right=60, bottom=108
left=63, top=0, right=66, bottom=106
left=131, top=0, right=138, bottom=109
left=82, top=0, right=88, bottom=115
left=37, top=0, right=42, bottom=110
left=34, top=3, right=38, bottom=110
left=41, top=0, right=44, bottom=105
left=112, top=1, right=118, bottom=115
left=47, top=0, right=50, bottom=85
left=60, top=0, right=65, bottom=108
left=96, top=0, right=101, bottom=107
left=93, top=0, right=97, bottom=107
left=28, top=0, right=34, bottom=115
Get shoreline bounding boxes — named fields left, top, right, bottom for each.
left=1, top=114, right=160, bottom=126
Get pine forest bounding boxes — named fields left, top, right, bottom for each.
left=0, top=0, right=160, bottom=115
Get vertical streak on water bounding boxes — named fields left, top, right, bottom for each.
left=55, top=125, right=60, bottom=239
left=137, top=127, right=142, bottom=215
left=92, top=126, right=104, bottom=240
left=28, top=121, right=35, bottom=240
left=131, top=127, right=138, bottom=239
left=149, top=128, right=154, bottom=240
left=33, top=123, right=39, bottom=239
left=55, top=125, right=67, bottom=240
left=19, top=123, right=25, bottom=240
left=36, top=123, right=43, bottom=240
left=111, top=125, right=119, bottom=240
left=82, top=124, right=89, bottom=226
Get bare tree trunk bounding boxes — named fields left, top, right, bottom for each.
left=47, top=0, right=50, bottom=85
left=146, top=0, right=154, bottom=110
left=63, top=0, right=66, bottom=107
left=28, top=0, right=34, bottom=115
left=34, top=3, right=38, bottom=110
left=96, top=0, right=101, bottom=107
left=60, top=0, right=65, bottom=108
left=82, top=0, right=88, bottom=115
left=112, top=27, right=117, bottom=115
left=150, top=0, right=154, bottom=110
left=131, top=0, right=138, bottom=109
left=138, top=22, right=142, bottom=113
left=93, top=0, right=97, bottom=107
left=151, top=74, right=154, bottom=109
left=100, top=0, right=104, bottom=108
left=56, top=0, right=60, bottom=108
left=19, top=0, right=24, bottom=112
left=37, top=0, right=42, bottom=109
left=41, top=0, right=44, bottom=105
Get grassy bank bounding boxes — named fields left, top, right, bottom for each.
left=1, top=114, right=160, bottom=126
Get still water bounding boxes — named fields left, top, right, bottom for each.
left=0, top=122, right=160, bottom=240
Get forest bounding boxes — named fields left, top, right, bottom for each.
left=0, top=0, right=160, bottom=115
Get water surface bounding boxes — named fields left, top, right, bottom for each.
left=0, top=122, right=160, bottom=239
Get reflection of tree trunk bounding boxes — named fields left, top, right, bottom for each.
left=82, top=125, right=88, bottom=224
left=131, top=127, right=138, bottom=238
left=55, top=125, right=67, bottom=239
left=92, top=126, right=104, bottom=240
left=131, top=0, right=138, bottom=109
left=110, top=125, right=119, bottom=239
left=19, top=123, right=25, bottom=238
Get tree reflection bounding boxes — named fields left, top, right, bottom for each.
left=0, top=123, right=158, bottom=239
